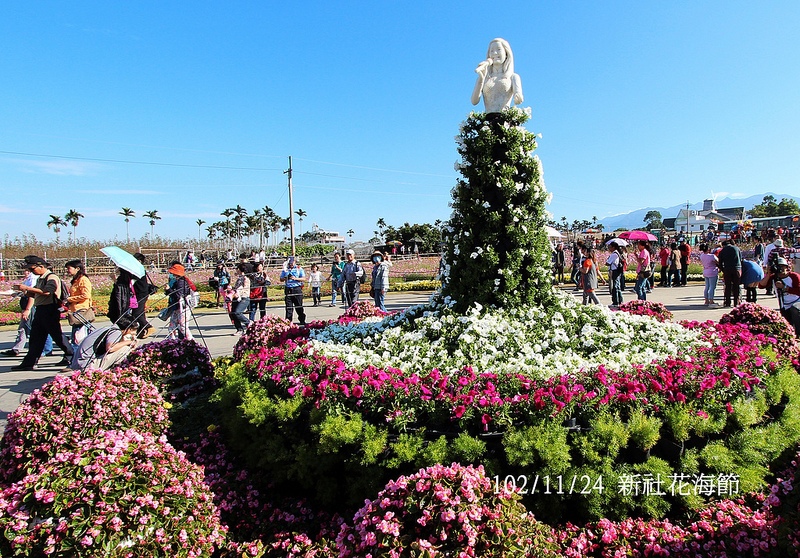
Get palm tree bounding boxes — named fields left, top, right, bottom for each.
left=47, top=215, right=66, bottom=243
left=295, top=209, right=308, bottom=238
left=232, top=205, right=248, bottom=248
left=347, top=229, right=355, bottom=243
left=143, top=210, right=161, bottom=239
left=221, top=209, right=235, bottom=245
left=281, top=217, right=292, bottom=242
left=196, top=219, right=206, bottom=242
left=270, top=215, right=282, bottom=248
left=246, top=214, right=261, bottom=248
left=64, top=209, right=84, bottom=243
left=119, top=208, right=135, bottom=243
left=376, top=217, right=387, bottom=242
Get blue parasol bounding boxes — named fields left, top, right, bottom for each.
left=101, top=246, right=146, bottom=278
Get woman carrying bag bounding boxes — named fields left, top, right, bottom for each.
left=64, top=259, right=94, bottom=348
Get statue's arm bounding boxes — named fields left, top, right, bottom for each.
left=512, top=73, right=524, bottom=106
left=471, top=73, right=485, bottom=106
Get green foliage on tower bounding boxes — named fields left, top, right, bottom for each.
left=440, top=107, right=554, bottom=312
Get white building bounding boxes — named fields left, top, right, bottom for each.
left=664, top=199, right=745, bottom=234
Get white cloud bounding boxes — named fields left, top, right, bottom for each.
left=76, top=189, right=164, bottom=196
left=11, top=158, right=103, bottom=176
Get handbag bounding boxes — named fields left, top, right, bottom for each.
left=146, top=273, right=159, bottom=296
left=66, top=307, right=96, bottom=325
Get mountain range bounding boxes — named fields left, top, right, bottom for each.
left=597, top=193, right=800, bottom=231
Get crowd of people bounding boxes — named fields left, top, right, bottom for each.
left=1, top=248, right=397, bottom=373
left=553, top=230, right=799, bottom=336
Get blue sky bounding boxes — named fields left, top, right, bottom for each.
left=2, top=1, right=799, bottom=244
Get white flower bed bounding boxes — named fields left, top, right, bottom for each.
left=310, top=291, right=706, bottom=380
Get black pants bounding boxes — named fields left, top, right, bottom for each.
left=21, top=304, right=73, bottom=367
left=659, top=265, right=669, bottom=286
left=722, top=269, right=741, bottom=306
left=284, top=286, right=306, bottom=324
left=131, top=297, right=151, bottom=336
left=779, top=303, right=800, bottom=338
left=680, top=258, right=689, bottom=285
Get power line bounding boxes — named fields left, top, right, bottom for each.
left=293, top=157, right=452, bottom=178
left=0, top=150, right=284, bottom=172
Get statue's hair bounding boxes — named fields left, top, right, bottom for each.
left=487, top=38, right=514, bottom=77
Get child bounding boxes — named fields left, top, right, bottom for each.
left=308, top=263, right=323, bottom=306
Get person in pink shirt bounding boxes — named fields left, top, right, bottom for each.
left=698, top=243, right=720, bottom=306
left=634, top=240, right=651, bottom=300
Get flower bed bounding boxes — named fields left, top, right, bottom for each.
left=0, top=367, right=169, bottom=484
left=120, top=338, right=216, bottom=402
left=336, top=462, right=557, bottom=557
left=214, top=295, right=800, bottom=524
left=0, top=429, right=225, bottom=557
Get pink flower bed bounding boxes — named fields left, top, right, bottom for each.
left=337, top=462, right=556, bottom=557
left=618, top=299, right=674, bottom=322
left=0, top=367, right=169, bottom=484
left=0, top=429, right=225, bottom=557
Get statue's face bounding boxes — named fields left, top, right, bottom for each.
left=488, top=41, right=506, bottom=64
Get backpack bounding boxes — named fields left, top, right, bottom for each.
left=44, top=272, right=70, bottom=308
left=92, top=329, right=114, bottom=357
left=358, top=262, right=367, bottom=284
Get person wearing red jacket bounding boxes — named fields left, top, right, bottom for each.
left=678, top=239, right=692, bottom=286
left=760, top=257, right=800, bottom=337
left=658, top=244, right=671, bottom=287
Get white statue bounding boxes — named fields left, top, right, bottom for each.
left=471, top=38, right=524, bottom=113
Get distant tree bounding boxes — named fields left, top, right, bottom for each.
left=381, top=222, right=442, bottom=252
left=748, top=195, right=778, bottom=218
left=196, top=219, right=206, bottom=242
left=64, top=209, right=84, bottom=242
left=47, top=215, right=66, bottom=243
left=143, top=210, right=161, bottom=239
left=269, top=215, right=282, bottom=248
left=233, top=205, right=248, bottom=245
left=221, top=208, right=235, bottom=242
left=120, top=208, right=135, bottom=243
left=295, top=209, right=307, bottom=238
left=778, top=198, right=800, bottom=216
left=643, top=210, right=663, bottom=230
left=749, top=195, right=800, bottom=218
left=376, top=217, right=387, bottom=241
left=281, top=217, right=291, bottom=242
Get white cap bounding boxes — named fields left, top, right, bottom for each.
left=773, top=238, right=784, bottom=247
left=346, top=249, right=355, bottom=255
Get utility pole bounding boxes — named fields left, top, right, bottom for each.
left=285, top=156, right=296, bottom=257
left=686, top=201, right=690, bottom=237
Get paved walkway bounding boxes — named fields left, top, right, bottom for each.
left=0, top=285, right=783, bottom=433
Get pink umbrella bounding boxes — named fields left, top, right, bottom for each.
left=618, top=230, right=658, bottom=242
